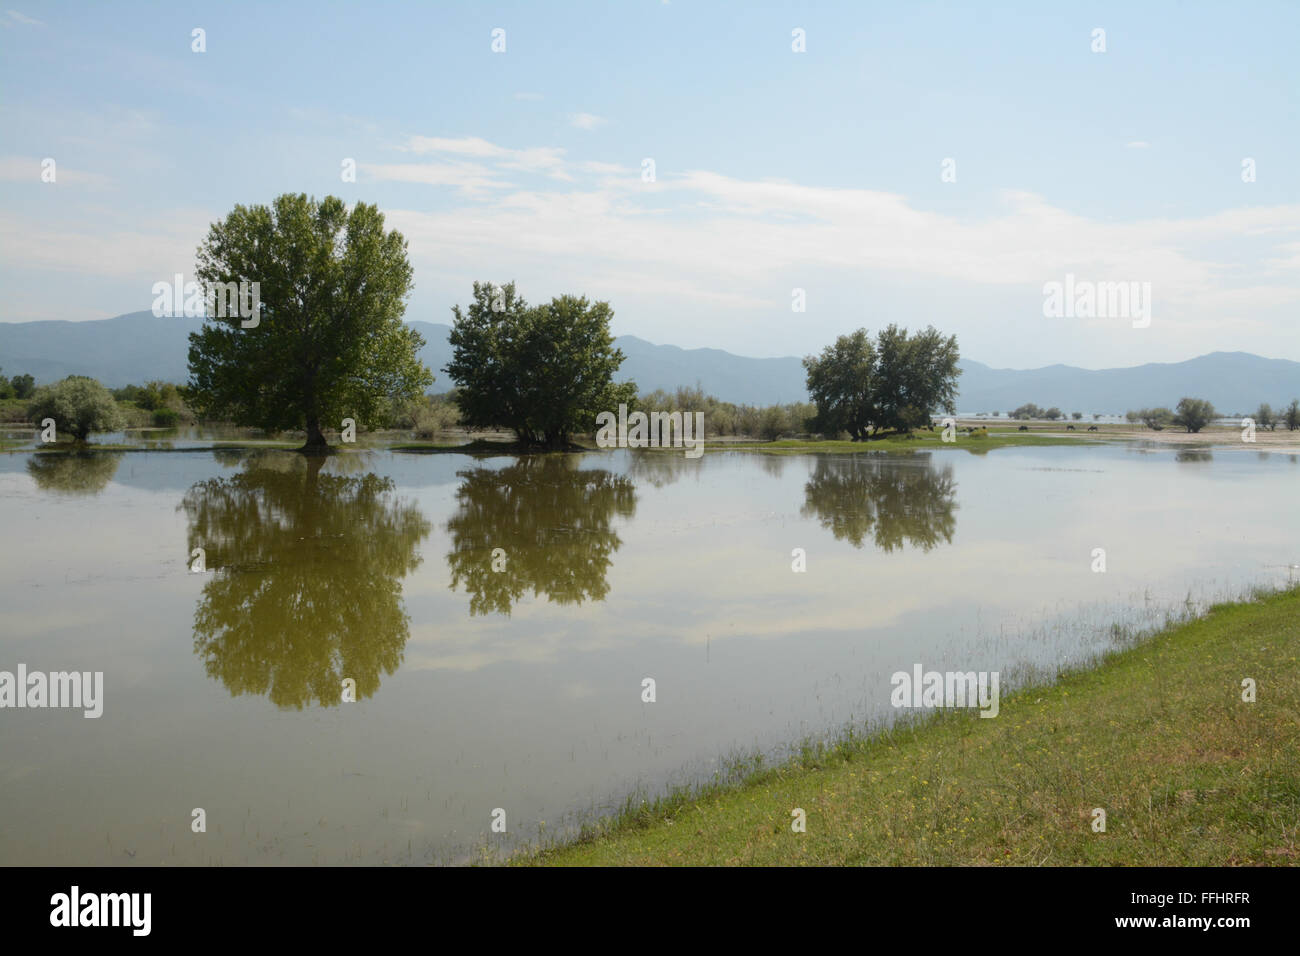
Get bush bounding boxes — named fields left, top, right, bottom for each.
left=758, top=405, right=792, bottom=441
left=1171, top=397, right=1216, bottom=434
left=26, top=376, right=124, bottom=441
left=152, top=408, right=180, bottom=427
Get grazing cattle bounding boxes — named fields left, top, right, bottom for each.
left=1018, top=425, right=1029, bottom=431
left=1087, top=425, right=1098, bottom=432
left=1066, top=424, right=1075, bottom=430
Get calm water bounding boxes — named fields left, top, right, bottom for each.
left=1, top=442, right=1297, bottom=864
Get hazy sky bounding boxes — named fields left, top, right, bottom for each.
left=1, top=1, right=1297, bottom=369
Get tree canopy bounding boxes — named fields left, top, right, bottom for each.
left=186, top=193, right=432, bottom=451
left=444, top=281, right=636, bottom=449
left=803, top=325, right=960, bottom=439
left=1171, top=397, right=1216, bottom=433
left=0, top=370, right=36, bottom=400
left=1127, top=407, right=1174, bottom=430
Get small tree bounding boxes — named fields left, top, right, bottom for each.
left=7, top=373, right=35, bottom=399
left=1011, top=403, right=1042, bottom=420
left=1171, top=397, right=1216, bottom=433
left=1044, top=407, right=1062, bottom=421
left=1285, top=399, right=1300, bottom=431
left=446, top=282, right=636, bottom=449
left=1132, top=407, right=1174, bottom=430
left=803, top=329, right=877, bottom=440
left=759, top=405, right=792, bottom=441
left=27, top=375, right=124, bottom=441
left=1255, top=403, right=1276, bottom=431
left=870, top=324, right=961, bottom=434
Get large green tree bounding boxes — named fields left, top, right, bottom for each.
left=803, top=325, right=960, bottom=439
left=445, top=281, right=636, bottom=449
left=187, top=193, right=432, bottom=451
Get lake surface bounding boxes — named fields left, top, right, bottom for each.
left=1, top=441, right=1297, bottom=864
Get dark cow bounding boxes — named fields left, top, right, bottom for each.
left=1087, top=425, right=1098, bottom=432
left=1066, top=424, right=1075, bottom=430
left=1018, top=425, right=1029, bottom=431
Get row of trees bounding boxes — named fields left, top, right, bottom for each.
left=17, top=193, right=1284, bottom=451
left=0, top=369, right=36, bottom=400
left=1249, top=400, right=1300, bottom=431
left=1125, top=398, right=1219, bottom=433
left=1010, top=403, right=1063, bottom=420
left=636, top=384, right=815, bottom=440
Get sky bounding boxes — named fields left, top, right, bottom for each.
left=1, top=0, right=1297, bottom=369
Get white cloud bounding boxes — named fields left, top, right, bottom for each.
left=0, top=211, right=211, bottom=278
left=4, top=133, right=1297, bottom=362
left=569, top=112, right=607, bottom=130
left=362, top=160, right=512, bottom=197
left=366, top=139, right=1300, bottom=339
left=4, top=9, right=44, bottom=26
left=514, top=92, right=543, bottom=101
left=398, top=136, right=571, bottom=180
left=1125, top=141, right=1150, bottom=149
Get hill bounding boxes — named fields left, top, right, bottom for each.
left=1, top=312, right=1296, bottom=413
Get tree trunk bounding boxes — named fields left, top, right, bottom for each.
left=301, top=415, right=330, bottom=454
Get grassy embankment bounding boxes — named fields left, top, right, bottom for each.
left=522, top=585, right=1300, bottom=865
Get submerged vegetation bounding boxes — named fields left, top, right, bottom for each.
left=522, top=585, right=1300, bottom=866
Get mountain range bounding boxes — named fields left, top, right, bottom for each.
left=1, top=311, right=1297, bottom=414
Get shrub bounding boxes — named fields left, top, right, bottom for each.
left=26, top=376, right=124, bottom=441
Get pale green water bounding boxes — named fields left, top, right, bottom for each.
left=0, top=443, right=1296, bottom=864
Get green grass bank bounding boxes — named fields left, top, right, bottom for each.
left=521, top=586, right=1300, bottom=866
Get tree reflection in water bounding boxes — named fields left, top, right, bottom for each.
left=801, top=454, right=957, bottom=552
left=445, top=456, right=636, bottom=616
left=27, top=451, right=123, bottom=495
left=179, top=452, right=431, bottom=708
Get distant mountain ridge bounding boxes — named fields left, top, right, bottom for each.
left=1, top=311, right=1296, bottom=414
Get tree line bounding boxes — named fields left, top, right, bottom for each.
left=22, top=190, right=1292, bottom=450
left=1126, top=398, right=1300, bottom=433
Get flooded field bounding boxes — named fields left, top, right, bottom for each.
left=1, top=442, right=1296, bottom=864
